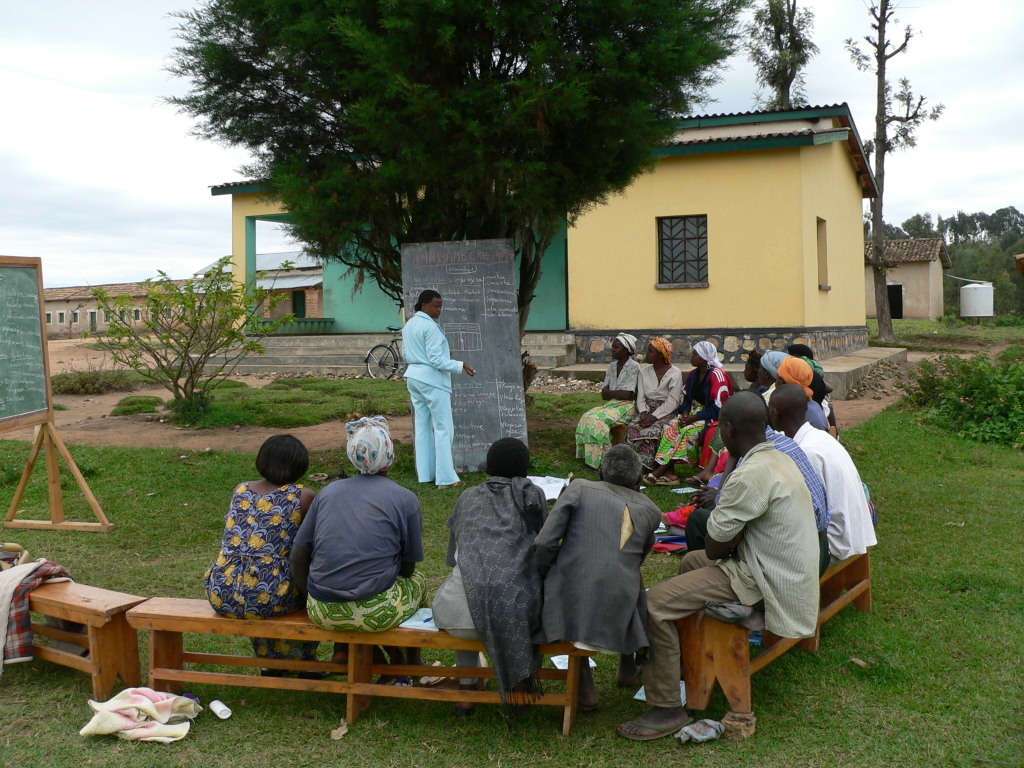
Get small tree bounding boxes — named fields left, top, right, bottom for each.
left=745, top=0, right=819, bottom=110
left=89, top=258, right=291, bottom=407
left=846, top=0, right=943, bottom=342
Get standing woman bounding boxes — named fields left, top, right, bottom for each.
left=402, top=290, right=476, bottom=488
left=574, top=333, right=641, bottom=469
left=625, top=338, right=682, bottom=469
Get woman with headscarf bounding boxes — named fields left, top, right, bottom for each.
left=788, top=343, right=838, bottom=435
left=574, top=333, right=642, bottom=469
left=625, top=338, right=683, bottom=469
left=402, top=289, right=477, bottom=488
left=290, top=416, right=425, bottom=641
left=777, top=357, right=830, bottom=431
left=432, top=438, right=547, bottom=717
left=646, top=341, right=734, bottom=485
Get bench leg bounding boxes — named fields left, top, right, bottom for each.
left=150, top=630, right=183, bottom=694
left=562, top=656, right=582, bottom=737
left=346, top=643, right=373, bottom=724
left=88, top=619, right=140, bottom=701
left=851, top=554, right=872, bottom=611
left=679, top=614, right=753, bottom=714
left=113, top=614, right=142, bottom=690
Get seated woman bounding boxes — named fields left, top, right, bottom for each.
left=777, top=356, right=830, bottom=430
left=625, top=338, right=682, bottom=470
left=432, top=438, right=547, bottom=717
left=744, top=349, right=768, bottom=394
left=647, top=341, right=734, bottom=485
left=290, top=417, right=424, bottom=671
left=205, top=434, right=319, bottom=673
left=788, top=343, right=839, bottom=435
left=575, top=333, right=641, bottom=469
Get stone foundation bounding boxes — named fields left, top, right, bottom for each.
left=574, top=326, right=869, bottom=365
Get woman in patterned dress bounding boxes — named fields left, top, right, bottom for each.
left=624, top=338, right=682, bottom=470
left=205, top=434, right=319, bottom=670
left=574, top=333, right=641, bottom=469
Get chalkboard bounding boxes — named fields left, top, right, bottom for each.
left=0, top=257, right=50, bottom=429
left=401, top=240, right=528, bottom=473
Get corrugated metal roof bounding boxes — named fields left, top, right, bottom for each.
left=195, top=251, right=321, bottom=277
left=665, top=127, right=847, bottom=148
left=256, top=274, right=322, bottom=290
left=864, top=238, right=952, bottom=269
left=681, top=104, right=849, bottom=121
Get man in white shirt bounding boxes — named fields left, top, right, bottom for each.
left=769, top=385, right=877, bottom=565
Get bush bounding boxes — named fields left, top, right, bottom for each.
left=111, top=395, right=165, bottom=416
left=900, top=354, right=1024, bottom=447
left=997, top=345, right=1024, bottom=365
left=51, top=368, right=141, bottom=395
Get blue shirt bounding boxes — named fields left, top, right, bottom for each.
left=402, top=311, right=463, bottom=392
left=768, top=428, right=830, bottom=532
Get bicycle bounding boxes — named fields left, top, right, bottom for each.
left=365, top=326, right=407, bottom=379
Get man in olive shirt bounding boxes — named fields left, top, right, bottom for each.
left=618, top=391, right=820, bottom=741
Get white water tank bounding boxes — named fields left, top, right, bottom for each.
left=960, top=282, right=994, bottom=318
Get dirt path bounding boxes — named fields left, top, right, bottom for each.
left=5, top=339, right=922, bottom=454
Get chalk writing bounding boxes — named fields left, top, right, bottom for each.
left=0, top=264, right=49, bottom=422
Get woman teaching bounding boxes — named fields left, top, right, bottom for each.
left=402, top=290, right=476, bottom=488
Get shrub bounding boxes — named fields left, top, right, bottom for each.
left=997, top=345, right=1024, bottom=365
left=111, top=395, right=165, bottom=416
left=900, top=353, right=1024, bottom=447
left=51, top=368, right=141, bottom=395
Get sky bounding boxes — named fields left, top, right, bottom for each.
left=1, top=1, right=1021, bottom=288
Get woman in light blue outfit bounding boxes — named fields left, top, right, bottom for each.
left=402, top=290, right=476, bottom=487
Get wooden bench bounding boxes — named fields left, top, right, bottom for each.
left=127, top=598, right=595, bottom=736
left=29, top=581, right=146, bottom=700
left=676, top=550, right=872, bottom=729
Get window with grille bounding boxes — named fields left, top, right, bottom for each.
left=657, top=215, right=708, bottom=286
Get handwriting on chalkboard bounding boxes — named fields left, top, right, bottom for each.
left=402, top=240, right=527, bottom=472
left=0, top=264, right=49, bottom=422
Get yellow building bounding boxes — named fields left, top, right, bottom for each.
left=214, top=104, right=876, bottom=363
left=569, top=103, right=876, bottom=363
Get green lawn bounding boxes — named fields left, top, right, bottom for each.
left=0, top=404, right=1021, bottom=767
left=868, top=317, right=1024, bottom=352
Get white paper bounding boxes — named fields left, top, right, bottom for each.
left=549, top=654, right=597, bottom=670
left=398, top=607, right=439, bottom=631
left=670, top=487, right=699, bottom=495
left=527, top=475, right=570, bottom=501
left=633, top=682, right=686, bottom=704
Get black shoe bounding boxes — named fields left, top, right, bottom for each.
left=297, top=670, right=329, bottom=680
left=260, top=668, right=287, bottom=677
left=454, top=704, right=476, bottom=717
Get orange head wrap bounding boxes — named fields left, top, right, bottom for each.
left=778, top=356, right=814, bottom=400
left=649, top=337, right=673, bottom=365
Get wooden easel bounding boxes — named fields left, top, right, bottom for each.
left=5, top=421, right=113, bottom=532
left=1, top=255, right=113, bottom=532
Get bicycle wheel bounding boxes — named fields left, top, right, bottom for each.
left=365, top=344, right=401, bottom=379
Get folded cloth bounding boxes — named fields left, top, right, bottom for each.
left=80, top=687, right=203, bottom=743
left=704, top=601, right=765, bottom=631
left=0, top=559, right=72, bottom=671
left=675, top=718, right=725, bottom=744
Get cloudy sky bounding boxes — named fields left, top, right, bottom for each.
left=2, top=1, right=1021, bottom=288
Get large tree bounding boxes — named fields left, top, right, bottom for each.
left=168, top=0, right=746, bottom=333
left=846, top=0, right=943, bottom=342
left=745, top=0, right=819, bottom=111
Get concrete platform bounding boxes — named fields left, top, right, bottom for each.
left=547, top=346, right=907, bottom=400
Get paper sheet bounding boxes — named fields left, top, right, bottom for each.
left=527, top=475, right=571, bottom=501
left=398, top=608, right=438, bottom=631
left=549, top=654, right=597, bottom=670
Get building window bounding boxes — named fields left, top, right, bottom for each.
left=133, top=309, right=142, bottom=321
left=46, top=312, right=52, bottom=324
left=816, top=217, right=830, bottom=290
left=58, top=311, right=66, bottom=323
left=657, top=215, right=708, bottom=287
left=103, top=311, right=110, bottom=322
left=72, top=311, right=80, bottom=323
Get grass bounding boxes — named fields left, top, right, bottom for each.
left=50, top=368, right=143, bottom=395
left=110, top=395, right=164, bottom=417
left=0, top=406, right=1021, bottom=767
left=176, top=378, right=413, bottom=428
left=868, top=318, right=1024, bottom=352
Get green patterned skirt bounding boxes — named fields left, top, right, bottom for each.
left=306, top=571, right=426, bottom=632
left=575, top=399, right=637, bottom=469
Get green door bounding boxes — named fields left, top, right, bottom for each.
left=292, top=290, right=307, bottom=318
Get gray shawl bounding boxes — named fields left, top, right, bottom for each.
left=444, top=476, right=546, bottom=706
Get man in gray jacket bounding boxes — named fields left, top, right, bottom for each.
left=533, top=444, right=663, bottom=710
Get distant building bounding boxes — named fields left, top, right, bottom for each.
left=196, top=251, right=324, bottom=320
left=43, top=282, right=182, bottom=339
left=864, top=238, right=951, bottom=320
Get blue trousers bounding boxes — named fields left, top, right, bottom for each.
left=407, top=378, right=460, bottom=486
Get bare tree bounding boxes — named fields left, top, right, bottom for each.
left=746, top=0, right=819, bottom=110
left=846, top=0, right=943, bottom=342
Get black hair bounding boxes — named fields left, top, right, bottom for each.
left=745, top=349, right=763, bottom=369
left=255, top=434, right=310, bottom=485
left=486, top=437, right=530, bottom=478
left=787, top=344, right=815, bottom=360
left=414, top=289, right=442, bottom=312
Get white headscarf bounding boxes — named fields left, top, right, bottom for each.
left=345, top=416, right=395, bottom=475
left=614, top=333, right=638, bottom=354
left=693, top=341, right=722, bottom=368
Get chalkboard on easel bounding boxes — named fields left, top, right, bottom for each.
left=401, top=240, right=528, bottom=473
left=0, top=257, right=50, bottom=428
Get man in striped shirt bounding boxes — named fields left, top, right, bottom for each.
left=618, top=391, right=820, bottom=741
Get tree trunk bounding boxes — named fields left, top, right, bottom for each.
left=871, top=263, right=894, bottom=341
left=870, top=0, right=896, bottom=343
